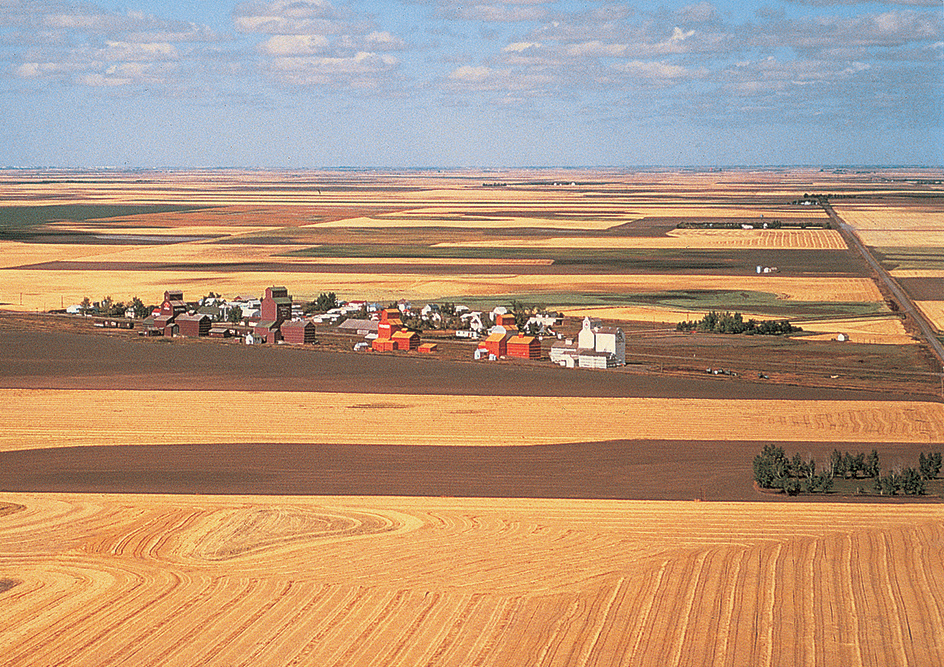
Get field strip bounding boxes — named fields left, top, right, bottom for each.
left=858, top=230, right=944, bottom=248
left=891, top=270, right=944, bottom=279
left=915, top=302, right=944, bottom=332
left=434, top=228, right=847, bottom=250
left=0, top=241, right=152, bottom=270
left=1, top=389, right=943, bottom=452
left=832, top=206, right=944, bottom=231
left=792, top=316, right=914, bottom=345
left=0, top=269, right=884, bottom=311
left=2, top=493, right=942, bottom=666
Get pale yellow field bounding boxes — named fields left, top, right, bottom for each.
left=1, top=389, right=942, bottom=452
left=792, top=317, right=915, bottom=345
left=435, top=228, right=847, bottom=250
left=916, top=302, right=944, bottom=332
left=857, top=230, right=944, bottom=247
left=1, top=492, right=942, bottom=666
left=833, top=205, right=944, bottom=231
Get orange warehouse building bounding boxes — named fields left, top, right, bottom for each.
left=392, top=329, right=420, bottom=351
left=483, top=332, right=509, bottom=357
left=506, top=334, right=541, bottom=359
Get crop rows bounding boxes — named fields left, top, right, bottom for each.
left=1, top=494, right=942, bottom=666
left=2, top=390, right=943, bottom=452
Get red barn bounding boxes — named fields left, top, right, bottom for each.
left=261, top=286, right=292, bottom=324
left=418, top=343, right=438, bottom=354
left=506, top=334, right=541, bottom=359
left=176, top=313, right=211, bottom=337
left=483, top=332, right=509, bottom=357
left=281, top=319, right=317, bottom=344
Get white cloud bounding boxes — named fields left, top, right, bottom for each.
left=503, top=41, right=540, bottom=52
left=566, top=41, right=627, bottom=57
left=449, top=65, right=492, bottom=81
left=615, top=60, right=690, bottom=80
left=104, top=41, right=178, bottom=62
left=260, top=34, right=329, bottom=55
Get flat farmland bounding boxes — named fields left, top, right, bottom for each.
left=0, top=168, right=877, bottom=328
left=1, top=493, right=942, bottom=666
left=2, top=169, right=944, bottom=667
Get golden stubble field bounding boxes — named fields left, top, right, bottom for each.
left=2, top=389, right=944, bottom=451
left=1, top=493, right=942, bottom=666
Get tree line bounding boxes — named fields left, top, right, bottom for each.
left=677, top=311, right=800, bottom=336
left=753, top=446, right=941, bottom=496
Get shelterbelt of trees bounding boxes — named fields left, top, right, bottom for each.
left=754, top=445, right=942, bottom=496
left=677, top=311, right=800, bottom=335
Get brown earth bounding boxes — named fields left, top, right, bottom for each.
left=898, top=277, right=944, bottom=301
left=0, top=312, right=922, bottom=401
left=0, top=440, right=938, bottom=502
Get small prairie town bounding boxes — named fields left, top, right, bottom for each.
left=85, top=286, right=626, bottom=367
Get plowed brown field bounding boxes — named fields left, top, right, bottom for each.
left=1, top=493, right=942, bottom=666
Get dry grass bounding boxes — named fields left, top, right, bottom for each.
left=1, top=491, right=942, bottom=666
left=1, top=389, right=942, bottom=452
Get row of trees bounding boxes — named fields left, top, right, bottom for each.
left=753, top=445, right=941, bottom=496
left=677, top=311, right=801, bottom=336
left=302, top=292, right=340, bottom=315
left=79, top=295, right=150, bottom=319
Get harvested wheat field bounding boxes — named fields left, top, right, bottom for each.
left=0, top=493, right=942, bottom=666
left=435, top=228, right=847, bottom=250
left=915, top=302, right=944, bottom=332
left=1, top=389, right=943, bottom=452
left=792, top=317, right=915, bottom=345
left=832, top=205, right=944, bottom=232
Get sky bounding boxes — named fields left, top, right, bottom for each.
left=0, top=0, right=940, bottom=168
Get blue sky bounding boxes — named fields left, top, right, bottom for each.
left=0, top=0, right=940, bottom=167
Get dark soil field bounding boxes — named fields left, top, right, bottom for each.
left=0, top=312, right=924, bottom=401
left=898, top=277, right=944, bottom=301
left=0, top=440, right=938, bottom=502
